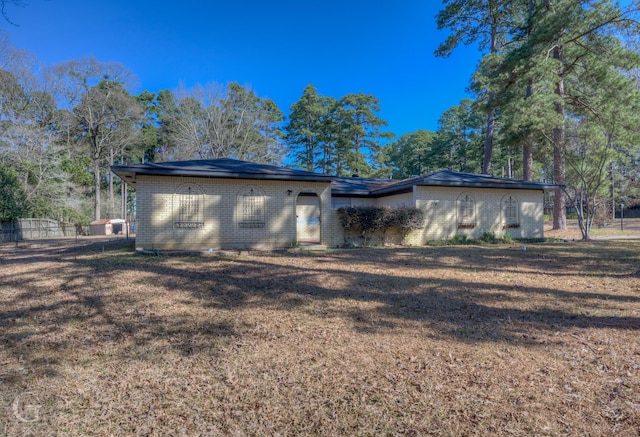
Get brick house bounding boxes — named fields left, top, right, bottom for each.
left=112, top=158, right=558, bottom=251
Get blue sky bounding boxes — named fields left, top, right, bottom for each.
left=4, top=0, right=480, bottom=138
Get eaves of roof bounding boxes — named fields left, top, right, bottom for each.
left=330, top=177, right=398, bottom=196
left=415, top=170, right=563, bottom=191
left=112, top=160, right=563, bottom=194
left=112, top=158, right=335, bottom=187
left=368, top=176, right=424, bottom=196
left=339, top=170, right=562, bottom=197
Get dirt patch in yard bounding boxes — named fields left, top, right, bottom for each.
left=1, top=237, right=639, bottom=435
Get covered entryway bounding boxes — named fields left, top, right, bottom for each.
left=296, top=192, right=321, bottom=243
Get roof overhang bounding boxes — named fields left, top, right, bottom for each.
left=112, top=161, right=562, bottom=195
left=412, top=170, right=563, bottom=192
left=111, top=160, right=335, bottom=188
left=415, top=180, right=563, bottom=191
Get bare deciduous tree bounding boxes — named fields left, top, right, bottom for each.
left=1, top=0, right=25, bottom=25
left=165, top=82, right=283, bottom=164
left=46, top=58, right=140, bottom=220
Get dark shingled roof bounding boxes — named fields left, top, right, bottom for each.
left=331, top=177, right=398, bottom=196
left=112, top=159, right=561, bottom=193
left=334, top=170, right=560, bottom=197
left=419, top=170, right=559, bottom=189
left=370, top=170, right=561, bottom=195
left=112, top=158, right=335, bottom=186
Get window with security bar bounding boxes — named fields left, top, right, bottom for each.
left=239, top=187, right=265, bottom=228
left=174, top=184, right=204, bottom=229
left=457, top=194, right=476, bottom=228
left=503, top=196, right=520, bottom=228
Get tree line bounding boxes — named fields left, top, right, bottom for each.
left=1, top=0, right=640, bottom=240
left=434, top=0, right=640, bottom=237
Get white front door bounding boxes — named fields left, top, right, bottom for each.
left=296, top=193, right=321, bottom=243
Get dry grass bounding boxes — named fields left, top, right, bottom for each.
left=1, top=235, right=640, bottom=436
left=545, top=218, right=640, bottom=241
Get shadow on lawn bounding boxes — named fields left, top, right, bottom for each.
left=1, top=239, right=639, bottom=377
left=323, top=242, right=640, bottom=279
left=179, top=250, right=640, bottom=338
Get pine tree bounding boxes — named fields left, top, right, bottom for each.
left=284, top=85, right=327, bottom=172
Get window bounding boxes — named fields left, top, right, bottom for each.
left=239, top=187, right=265, bottom=228
left=457, top=193, right=476, bottom=228
left=174, top=184, right=204, bottom=229
left=502, top=195, right=520, bottom=228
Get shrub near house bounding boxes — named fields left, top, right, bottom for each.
left=337, top=206, right=424, bottom=246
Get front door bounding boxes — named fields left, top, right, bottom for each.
left=296, top=193, right=321, bottom=243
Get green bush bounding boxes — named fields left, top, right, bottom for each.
left=451, top=234, right=469, bottom=244
left=481, top=232, right=498, bottom=243
left=337, top=206, right=425, bottom=246
left=445, top=232, right=515, bottom=246
left=387, top=208, right=425, bottom=230
left=0, top=164, right=29, bottom=220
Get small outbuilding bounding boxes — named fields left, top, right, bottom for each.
left=89, top=219, right=128, bottom=236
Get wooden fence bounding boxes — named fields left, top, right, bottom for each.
left=0, top=219, right=87, bottom=243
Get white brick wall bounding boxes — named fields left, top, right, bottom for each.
left=326, top=186, right=545, bottom=247
left=376, top=192, right=414, bottom=208
left=413, top=186, right=544, bottom=243
left=135, top=176, right=545, bottom=250
left=135, top=175, right=332, bottom=250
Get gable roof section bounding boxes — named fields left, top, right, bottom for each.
left=371, top=170, right=560, bottom=196
left=335, top=170, right=560, bottom=197
left=112, top=158, right=335, bottom=187
left=331, top=177, right=398, bottom=196
left=420, top=170, right=559, bottom=189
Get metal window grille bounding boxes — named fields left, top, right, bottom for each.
left=505, top=197, right=517, bottom=222
left=240, top=188, right=265, bottom=228
left=174, top=185, right=204, bottom=229
left=503, top=196, right=520, bottom=228
left=459, top=195, right=475, bottom=225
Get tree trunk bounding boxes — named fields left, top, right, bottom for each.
left=552, top=75, right=567, bottom=230
left=523, top=79, right=535, bottom=180
left=121, top=179, right=126, bottom=220
left=522, top=0, right=536, bottom=180
left=610, top=163, right=615, bottom=220
left=93, top=161, right=101, bottom=221
left=482, top=105, right=495, bottom=175
left=522, top=135, right=534, bottom=180
left=109, top=146, right=114, bottom=218
left=482, top=17, right=500, bottom=176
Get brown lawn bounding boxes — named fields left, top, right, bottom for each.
left=1, top=235, right=639, bottom=436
